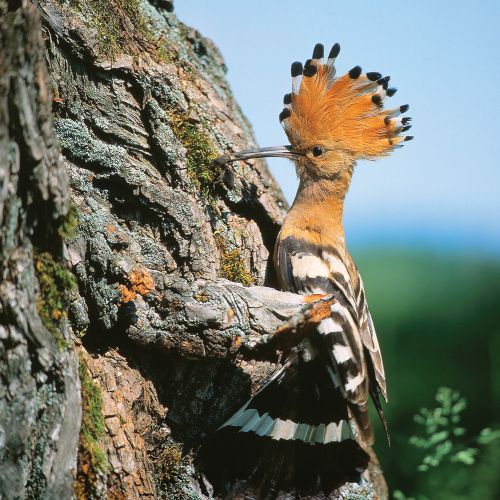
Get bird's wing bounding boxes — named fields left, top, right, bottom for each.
left=355, top=274, right=389, bottom=440
left=275, top=235, right=388, bottom=442
left=356, top=274, right=388, bottom=402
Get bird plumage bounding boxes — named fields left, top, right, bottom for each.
left=201, top=41, right=411, bottom=499
left=281, top=42, right=411, bottom=160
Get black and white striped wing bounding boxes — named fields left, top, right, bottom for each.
left=352, top=270, right=387, bottom=403
left=275, top=237, right=370, bottom=401
left=204, top=237, right=378, bottom=494
left=360, top=301, right=388, bottom=402
left=275, top=235, right=391, bottom=442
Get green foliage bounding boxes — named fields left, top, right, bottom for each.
left=75, top=355, right=108, bottom=498
left=409, top=387, right=477, bottom=471
left=393, top=490, right=417, bottom=500
left=477, top=427, right=500, bottom=445
left=34, top=250, right=76, bottom=350
left=409, top=387, right=500, bottom=473
left=79, top=359, right=106, bottom=450
left=355, top=252, right=500, bottom=496
left=153, top=438, right=202, bottom=498
left=394, top=437, right=500, bottom=500
left=393, top=387, right=500, bottom=499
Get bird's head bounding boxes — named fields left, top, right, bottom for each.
left=216, top=43, right=412, bottom=182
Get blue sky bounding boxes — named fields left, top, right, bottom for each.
left=176, top=1, right=500, bottom=254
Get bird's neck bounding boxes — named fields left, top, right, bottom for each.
left=280, top=169, right=353, bottom=251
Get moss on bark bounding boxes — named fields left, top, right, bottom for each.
left=34, top=250, right=76, bottom=351
left=75, top=355, right=108, bottom=499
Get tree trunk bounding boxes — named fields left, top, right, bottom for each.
left=0, top=0, right=388, bottom=498
left=0, top=1, right=80, bottom=498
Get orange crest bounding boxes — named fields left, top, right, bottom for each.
left=279, top=43, right=412, bottom=159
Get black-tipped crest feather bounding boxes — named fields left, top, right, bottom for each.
left=312, top=43, right=324, bottom=60
left=328, top=42, right=341, bottom=60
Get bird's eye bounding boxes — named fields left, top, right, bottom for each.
left=312, top=146, right=325, bottom=157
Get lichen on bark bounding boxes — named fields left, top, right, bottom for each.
left=0, top=0, right=388, bottom=497
left=0, top=1, right=80, bottom=498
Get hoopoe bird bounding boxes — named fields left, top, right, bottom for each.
left=203, top=42, right=412, bottom=498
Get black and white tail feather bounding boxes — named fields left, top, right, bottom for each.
left=199, top=241, right=388, bottom=497
left=200, top=351, right=371, bottom=498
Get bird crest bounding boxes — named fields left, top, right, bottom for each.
left=279, top=43, right=412, bottom=160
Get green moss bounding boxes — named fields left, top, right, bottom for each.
left=158, top=443, right=183, bottom=484
left=155, top=440, right=199, bottom=498
left=65, top=0, right=169, bottom=62
left=75, top=355, right=108, bottom=498
left=168, top=113, right=220, bottom=198
left=156, top=43, right=175, bottom=64
left=194, top=291, right=210, bottom=303
left=215, top=234, right=255, bottom=286
left=58, top=203, right=80, bottom=241
left=66, top=0, right=119, bottom=59
left=34, top=251, right=77, bottom=350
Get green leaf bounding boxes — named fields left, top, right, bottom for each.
left=393, top=490, right=407, bottom=500
left=450, top=448, right=478, bottom=465
left=477, top=427, right=500, bottom=445
left=451, top=399, right=467, bottom=414
left=414, top=414, right=425, bottom=424
left=429, top=430, right=449, bottom=444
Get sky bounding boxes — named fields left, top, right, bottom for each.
left=176, top=1, right=500, bottom=255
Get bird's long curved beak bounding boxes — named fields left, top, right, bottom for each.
left=213, top=145, right=303, bottom=164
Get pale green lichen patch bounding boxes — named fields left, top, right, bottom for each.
left=75, top=355, right=109, bottom=498
left=55, top=118, right=126, bottom=172
left=24, top=382, right=59, bottom=498
left=154, top=440, right=201, bottom=499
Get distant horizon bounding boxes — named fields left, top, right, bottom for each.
left=176, top=1, right=500, bottom=255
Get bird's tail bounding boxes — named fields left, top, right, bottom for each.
left=198, top=352, right=370, bottom=498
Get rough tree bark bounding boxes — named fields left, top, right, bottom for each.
left=0, top=1, right=80, bottom=498
left=0, top=0, right=387, bottom=498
